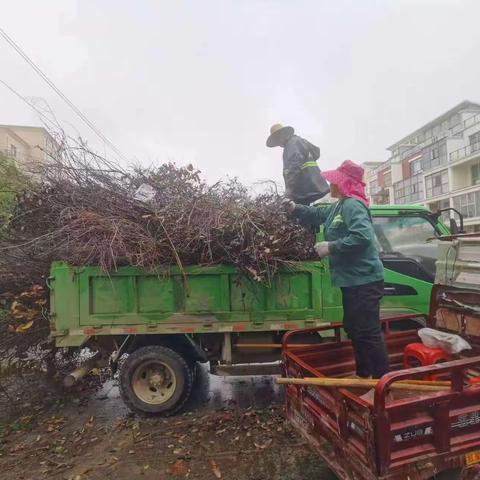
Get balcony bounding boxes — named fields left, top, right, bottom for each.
left=464, top=112, right=480, bottom=129
left=393, top=113, right=480, bottom=164
left=449, top=142, right=480, bottom=163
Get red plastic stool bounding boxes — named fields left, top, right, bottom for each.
left=403, top=343, right=450, bottom=380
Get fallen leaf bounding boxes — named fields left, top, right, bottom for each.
left=254, top=438, right=273, bottom=449
left=168, top=459, right=189, bottom=476
left=210, top=460, right=221, bottom=479
left=16, top=320, right=34, bottom=333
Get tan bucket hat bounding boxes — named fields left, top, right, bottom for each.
left=266, top=123, right=294, bottom=147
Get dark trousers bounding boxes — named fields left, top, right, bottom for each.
left=341, top=280, right=390, bottom=378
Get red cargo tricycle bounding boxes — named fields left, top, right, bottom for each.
left=281, top=285, right=480, bottom=479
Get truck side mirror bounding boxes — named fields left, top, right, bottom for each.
left=437, top=207, right=465, bottom=234
left=449, top=218, right=459, bottom=235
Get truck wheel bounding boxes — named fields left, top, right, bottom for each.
left=119, top=345, right=193, bottom=416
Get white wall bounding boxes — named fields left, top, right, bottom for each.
left=450, top=161, right=474, bottom=191
left=0, top=129, right=29, bottom=161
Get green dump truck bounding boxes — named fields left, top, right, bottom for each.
left=50, top=204, right=454, bottom=415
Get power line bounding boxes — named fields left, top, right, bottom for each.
left=0, top=26, right=130, bottom=163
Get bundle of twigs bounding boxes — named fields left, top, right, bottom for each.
left=2, top=142, right=316, bottom=287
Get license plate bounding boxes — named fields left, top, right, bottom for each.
left=465, top=450, right=480, bottom=466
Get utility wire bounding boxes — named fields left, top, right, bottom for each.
left=0, top=26, right=130, bottom=163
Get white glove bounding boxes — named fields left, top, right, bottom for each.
left=314, top=241, right=330, bottom=259
left=282, top=198, right=296, bottom=213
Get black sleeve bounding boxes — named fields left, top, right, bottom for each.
left=283, top=138, right=305, bottom=195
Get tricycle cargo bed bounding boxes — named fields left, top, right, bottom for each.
left=282, top=318, right=480, bottom=480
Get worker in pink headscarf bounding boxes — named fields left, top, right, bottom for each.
left=284, top=160, right=389, bottom=379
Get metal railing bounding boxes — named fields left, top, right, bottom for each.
left=449, top=142, right=480, bottom=163
left=396, top=113, right=480, bottom=163
left=464, top=112, right=480, bottom=129
left=376, top=112, right=480, bottom=173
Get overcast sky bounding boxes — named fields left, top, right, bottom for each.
left=1, top=0, right=480, bottom=186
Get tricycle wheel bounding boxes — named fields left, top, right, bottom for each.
left=431, top=468, right=462, bottom=479
left=119, top=345, right=193, bottom=416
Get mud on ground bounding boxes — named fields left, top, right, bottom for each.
left=0, top=366, right=335, bottom=480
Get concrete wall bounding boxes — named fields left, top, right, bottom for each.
left=0, top=126, right=52, bottom=172
left=0, top=128, right=30, bottom=162
left=6, top=127, right=49, bottom=161
left=450, top=161, right=474, bottom=191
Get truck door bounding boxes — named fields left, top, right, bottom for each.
left=373, top=214, right=441, bottom=317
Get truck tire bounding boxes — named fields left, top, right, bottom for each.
left=119, top=345, right=193, bottom=416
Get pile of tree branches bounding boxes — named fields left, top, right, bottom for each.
left=2, top=141, right=316, bottom=289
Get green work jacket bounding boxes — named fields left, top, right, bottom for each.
left=294, top=198, right=384, bottom=288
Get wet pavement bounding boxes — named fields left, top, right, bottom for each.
left=85, top=364, right=284, bottom=420
left=0, top=366, right=335, bottom=480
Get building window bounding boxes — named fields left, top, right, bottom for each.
left=410, top=158, right=422, bottom=176
left=422, top=143, right=447, bottom=171
left=472, top=164, right=480, bottom=186
left=383, top=170, right=392, bottom=187
left=425, top=170, right=448, bottom=198
left=393, top=174, right=424, bottom=204
left=10, top=144, right=17, bottom=158
left=470, top=132, right=480, bottom=154
left=453, top=191, right=480, bottom=219
left=369, top=179, right=379, bottom=195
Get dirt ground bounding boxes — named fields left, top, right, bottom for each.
left=0, top=366, right=336, bottom=480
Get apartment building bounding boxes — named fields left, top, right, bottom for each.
left=365, top=100, right=480, bottom=232
left=0, top=125, right=55, bottom=171
left=363, top=161, right=384, bottom=200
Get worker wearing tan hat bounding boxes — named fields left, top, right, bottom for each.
left=266, top=124, right=329, bottom=204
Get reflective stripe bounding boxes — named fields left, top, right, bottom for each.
left=301, top=161, right=318, bottom=169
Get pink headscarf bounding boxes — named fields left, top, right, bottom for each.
left=321, top=160, right=369, bottom=206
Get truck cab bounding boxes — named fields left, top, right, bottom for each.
left=320, top=204, right=450, bottom=321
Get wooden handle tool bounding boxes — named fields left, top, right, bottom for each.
left=276, top=377, right=451, bottom=392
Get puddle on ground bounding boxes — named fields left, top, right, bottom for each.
left=79, top=364, right=283, bottom=420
